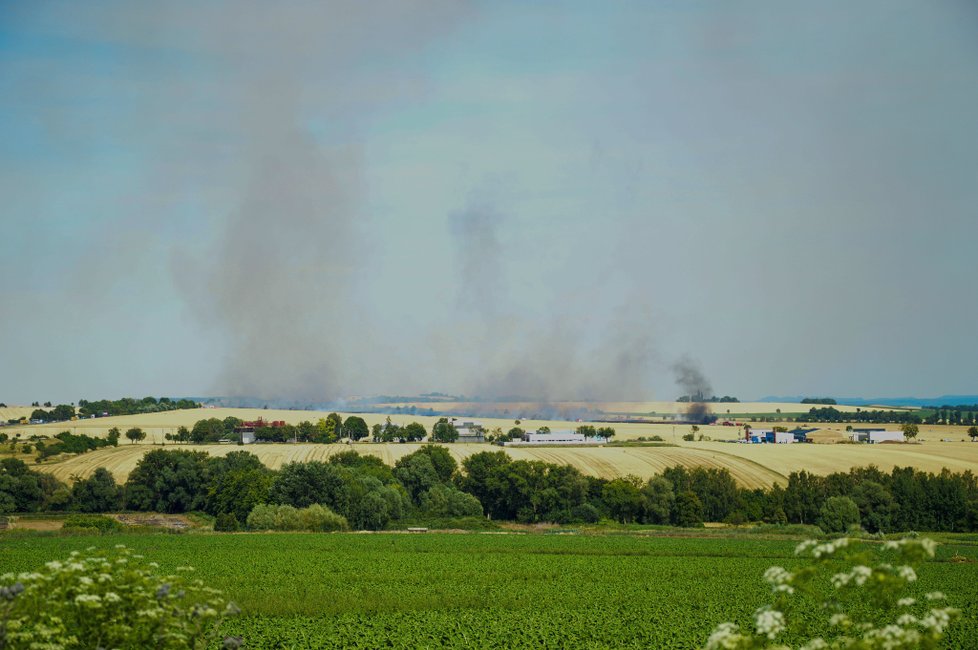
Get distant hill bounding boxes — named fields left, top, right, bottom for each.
left=758, top=395, right=978, bottom=408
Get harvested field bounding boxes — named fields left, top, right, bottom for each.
left=36, top=437, right=978, bottom=489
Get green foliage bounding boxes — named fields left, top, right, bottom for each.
left=818, top=495, right=861, bottom=533
left=673, top=490, right=705, bottom=527
left=704, top=537, right=958, bottom=649
left=204, top=452, right=272, bottom=522
left=76, top=396, right=200, bottom=418
left=124, top=427, right=147, bottom=444
left=36, top=431, right=112, bottom=461
left=418, top=485, right=483, bottom=518
left=214, top=512, right=240, bottom=532
left=297, top=504, right=349, bottom=532
left=902, top=422, right=920, bottom=440
left=70, top=468, right=122, bottom=513
left=190, top=418, right=225, bottom=444
left=62, top=513, right=125, bottom=534
left=342, top=416, right=369, bottom=441
left=1, top=534, right=976, bottom=648
left=124, top=449, right=210, bottom=513
left=106, top=427, right=120, bottom=446
left=247, top=503, right=348, bottom=532
left=430, top=418, right=458, bottom=443
left=0, top=545, right=236, bottom=648
left=0, top=458, right=63, bottom=514
left=402, top=422, right=427, bottom=442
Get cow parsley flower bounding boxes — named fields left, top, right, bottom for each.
left=754, top=607, right=786, bottom=640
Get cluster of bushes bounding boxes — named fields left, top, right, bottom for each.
left=244, top=504, right=348, bottom=532
left=35, top=430, right=117, bottom=460
left=6, top=445, right=978, bottom=534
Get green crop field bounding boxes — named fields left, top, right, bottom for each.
left=2, top=532, right=977, bottom=648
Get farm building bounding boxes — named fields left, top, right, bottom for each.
left=450, top=419, right=485, bottom=443
left=507, top=430, right=605, bottom=445
left=851, top=430, right=904, bottom=444
left=745, top=430, right=796, bottom=444
left=240, top=431, right=255, bottom=444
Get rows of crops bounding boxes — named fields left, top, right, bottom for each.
left=2, top=532, right=977, bottom=648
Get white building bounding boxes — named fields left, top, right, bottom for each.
left=450, top=419, right=485, bottom=443
left=506, top=430, right=606, bottom=445
left=853, top=430, right=904, bottom=444
left=241, top=431, right=256, bottom=444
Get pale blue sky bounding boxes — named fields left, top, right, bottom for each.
left=2, top=1, right=977, bottom=404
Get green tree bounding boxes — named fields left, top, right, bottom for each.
left=901, top=422, right=919, bottom=441
left=576, top=425, right=597, bottom=438
left=968, top=426, right=978, bottom=442
left=431, top=418, right=459, bottom=443
left=124, top=449, right=210, bottom=513
left=402, top=422, right=427, bottom=442
left=176, top=425, right=190, bottom=443
left=70, top=468, right=122, bottom=513
left=852, top=480, right=896, bottom=533
left=817, top=495, right=861, bottom=533
left=214, top=512, right=240, bottom=532
left=641, top=476, right=675, bottom=524
left=269, top=461, right=350, bottom=511
left=419, top=484, right=483, bottom=517
left=106, top=427, right=120, bottom=447
left=343, top=416, right=369, bottom=441
left=596, top=426, right=616, bottom=441
left=602, top=477, right=645, bottom=523
left=125, top=427, right=147, bottom=444
left=672, top=490, right=704, bottom=527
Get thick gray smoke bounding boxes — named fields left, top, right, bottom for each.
left=672, top=356, right=714, bottom=424
left=168, top=2, right=472, bottom=401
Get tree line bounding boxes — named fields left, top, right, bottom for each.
left=4, top=447, right=978, bottom=534
left=18, top=397, right=201, bottom=425
left=796, top=407, right=922, bottom=424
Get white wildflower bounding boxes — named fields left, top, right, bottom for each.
left=896, top=565, right=917, bottom=582
left=754, top=607, right=786, bottom=640
left=919, top=538, right=937, bottom=557
left=795, top=539, right=818, bottom=555
left=704, top=623, right=744, bottom=650
left=800, top=640, right=829, bottom=650
left=764, top=566, right=793, bottom=586
left=829, top=613, right=850, bottom=627
left=925, top=591, right=945, bottom=601
left=44, top=561, right=63, bottom=571
left=920, top=608, right=956, bottom=634
left=897, top=613, right=917, bottom=626
left=897, top=597, right=916, bottom=607
left=74, top=594, right=101, bottom=607
left=103, top=592, right=122, bottom=603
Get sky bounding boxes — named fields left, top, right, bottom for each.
left=1, top=0, right=977, bottom=405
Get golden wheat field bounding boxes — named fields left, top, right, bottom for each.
left=29, top=432, right=978, bottom=491
left=2, top=406, right=961, bottom=445
left=0, top=406, right=36, bottom=422
left=11, top=407, right=977, bottom=489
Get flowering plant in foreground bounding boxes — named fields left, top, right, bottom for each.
left=704, top=537, right=959, bottom=649
left=0, top=545, right=239, bottom=649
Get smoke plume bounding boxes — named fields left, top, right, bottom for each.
left=672, top=356, right=714, bottom=424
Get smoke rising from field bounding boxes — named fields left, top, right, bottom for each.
left=673, top=356, right=714, bottom=424
left=6, top=2, right=978, bottom=405
left=166, top=2, right=472, bottom=401
left=447, top=200, right=657, bottom=402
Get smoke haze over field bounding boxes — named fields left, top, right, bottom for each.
left=2, top=1, right=978, bottom=404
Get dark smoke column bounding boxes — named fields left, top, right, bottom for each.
left=672, top=356, right=715, bottom=424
